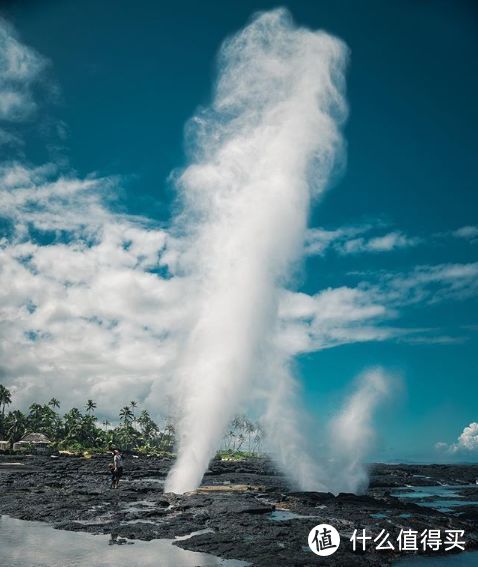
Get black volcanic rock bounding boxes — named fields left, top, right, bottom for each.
left=0, top=455, right=477, bottom=565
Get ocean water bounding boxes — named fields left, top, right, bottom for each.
left=394, top=551, right=478, bottom=566
left=0, top=515, right=248, bottom=567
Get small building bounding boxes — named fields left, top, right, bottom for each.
left=13, top=432, right=52, bottom=454
left=0, top=440, right=10, bottom=452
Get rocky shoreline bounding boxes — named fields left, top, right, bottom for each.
left=1, top=455, right=477, bottom=566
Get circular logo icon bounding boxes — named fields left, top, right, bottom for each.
left=308, top=524, right=341, bottom=556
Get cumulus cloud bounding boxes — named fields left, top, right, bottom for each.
left=0, top=21, right=186, bottom=419
left=0, top=162, right=183, bottom=417
left=436, top=422, right=478, bottom=454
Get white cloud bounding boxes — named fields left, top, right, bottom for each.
left=307, top=221, right=478, bottom=256
left=0, top=163, right=182, bottom=418
left=453, top=225, right=478, bottom=241
left=277, top=286, right=393, bottom=353
left=0, top=19, right=188, bottom=419
left=305, top=225, right=420, bottom=256
left=305, top=225, right=367, bottom=255
left=375, top=262, right=478, bottom=305
left=344, top=231, right=420, bottom=254
left=400, top=335, right=466, bottom=345
left=2, top=158, right=476, bottom=417
left=457, top=422, right=478, bottom=451
left=275, top=260, right=478, bottom=355
left=0, top=18, right=46, bottom=121
left=436, top=422, right=478, bottom=454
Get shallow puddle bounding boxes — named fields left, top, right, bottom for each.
left=391, top=485, right=477, bottom=513
left=269, top=510, right=315, bottom=521
left=0, top=515, right=248, bottom=566
left=175, top=528, right=215, bottom=541
left=393, top=486, right=463, bottom=499
left=418, top=500, right=476, bottom=512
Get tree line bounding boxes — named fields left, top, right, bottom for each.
left=0, top=384, right=264, bottom=457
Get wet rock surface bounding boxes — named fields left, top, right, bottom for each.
left=0, top=455, right=477, bottom=566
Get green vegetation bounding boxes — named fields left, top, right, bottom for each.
left=0, top=385, right=175, bottom=455
left=0, top=385, right=264, bottom=458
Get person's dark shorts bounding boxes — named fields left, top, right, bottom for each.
left=115, top=467, right=123, bottom=480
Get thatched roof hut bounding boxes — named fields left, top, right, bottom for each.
left=18, top=433, right=50, bottom=444
left=13, top=432, right=52, bottom=453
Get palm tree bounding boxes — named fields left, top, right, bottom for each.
left=48, top=398, right=60, bottom=409
left=102, top=419, right=110, bottom=431
left=85, top=400, right=96, bottom=414
left=0, top=385, right=12, bottom=417
left=27, top=403, right=45, bottom=430
left=119, top=406, right=134, bottom=424
left=129, top=400, right=138, bottom=421
left=26, top=403, right=58, bottom=438
left=6, top=410, right=26, bottom=444
left=252, top=424, right=264, bottom=455
left=80, top=414, right=99, bottom=446
left=119, top=406, right=136, bottom=450
left=63, top=408, right=82, bottom=444
left=137, top=410, right=159, bottom=441
left=160, top=422, right=175, bottom=452
left=244, top=418, right=255, bottom=452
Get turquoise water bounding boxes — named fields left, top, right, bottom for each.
left=392, top=486, right=463, bottom=499
left=390, top=486, right=477, bottom=565
left=394, top=551, right=478, bottom=566
left=417, top=500, right=475, bottom=512
left=0, top=515, right=248, bottom=567
left=391, top=485, right=477, bottom=513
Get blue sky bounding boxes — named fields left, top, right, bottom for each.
left=1, top=0, right=477, bottom=462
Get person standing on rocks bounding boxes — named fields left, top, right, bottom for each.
left=108, top=463, right=116, bottom=488
left=112, top=449, right=124, bottom=489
